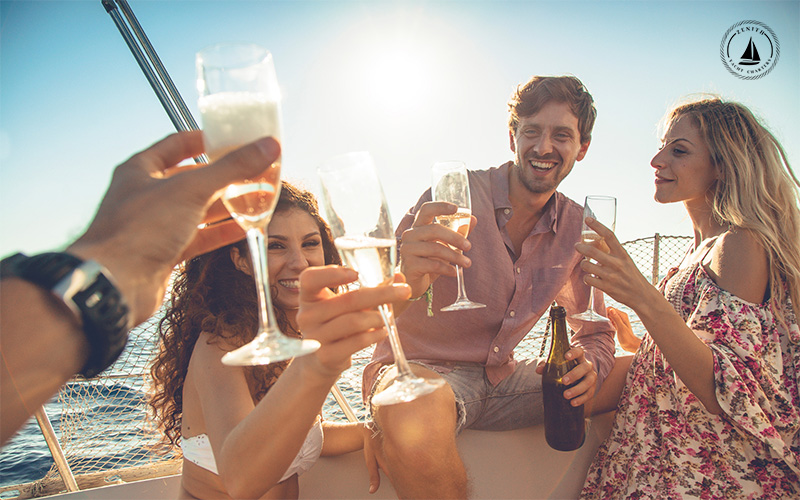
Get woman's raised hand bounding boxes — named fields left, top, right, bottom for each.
left=574, top=217, right=658, bottom=313
left=296, top=266, right=411, bottom=377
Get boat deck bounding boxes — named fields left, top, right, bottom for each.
left=46, top=412, right=615, bottom=499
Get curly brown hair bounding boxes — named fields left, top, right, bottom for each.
left=148, top=181, right=341, bottom=447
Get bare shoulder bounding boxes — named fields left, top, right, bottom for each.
left=191, top=331, right=232, bottom=361
left=705, top=229, right=768, bottom=304
left=189, top=332, right=246, bottom=383
left=187, top=332, right=253, bottom=415
left=182, top=332, right=246, bottom=436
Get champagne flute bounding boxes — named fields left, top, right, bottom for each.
left=431, top=161, right=486, bottom=311
left=572, top=195, right=617, bottom=322
left=197, top=43, right=319, bottom=365
left=318, top=152, right=445, bottom=405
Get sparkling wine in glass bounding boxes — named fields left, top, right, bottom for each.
left=572, top=195, right=617, bottom=322
left=197, top=43, right=319, bottom=365
left=318, top=152, right=445, bottom=405
left=431, top=161, right=486, bottom=311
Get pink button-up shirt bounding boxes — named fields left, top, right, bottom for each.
left=363, top=162, right=615, bottom=397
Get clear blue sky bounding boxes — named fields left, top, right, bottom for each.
left=1, top=0, right=798, bottom=259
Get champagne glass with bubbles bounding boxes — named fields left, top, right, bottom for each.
left=197, top=43, right=319, bottom=365
left=318, top=152, right=445, bottom=405
left=431, top=161, right=486, bottom=311
left=572, top=195, right=617, bottom=322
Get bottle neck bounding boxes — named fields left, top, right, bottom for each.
left=547, top=308, right=570, bottom=363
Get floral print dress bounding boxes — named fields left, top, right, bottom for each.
left=581, top=262, right=800, bottom=499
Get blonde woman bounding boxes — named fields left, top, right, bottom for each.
left=580, top=98, right=800, bottom=498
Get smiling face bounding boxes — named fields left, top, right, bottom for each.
left=509, top=101, right=590, bottom=196
left=651, top=115, right=719, bottom=209
left=265, top=207, right=326, bottom=311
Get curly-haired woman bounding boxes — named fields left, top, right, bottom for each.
left=149, top=181, right=406, bottom=499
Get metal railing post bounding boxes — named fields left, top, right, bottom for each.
left=652, top=233, right=661, bottom=284
left=330, top=384, right=359, bottom=423
left=34, top=407, right=79, bottom=492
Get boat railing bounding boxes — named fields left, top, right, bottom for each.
left=0, top=234, right=691, bottom=499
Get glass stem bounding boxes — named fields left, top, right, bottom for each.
left=586, top=285, right=596, bottom=315
left=246, top=227, right=280, bottom=335
left=378, top=303, right=414, bottom=378
left=454, top=264, right=470, bottom=301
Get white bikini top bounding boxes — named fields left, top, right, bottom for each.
left=181, top=417, right=324, bottom=483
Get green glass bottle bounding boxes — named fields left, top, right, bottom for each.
left=542, top=305, right=585, bottom=451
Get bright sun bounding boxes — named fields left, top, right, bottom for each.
left=363, top=44, right=430, bottom=113
left=330, top=8, right=445, bottom=116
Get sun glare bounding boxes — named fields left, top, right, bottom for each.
left=364, top=44, right=429, bottom=112
left=331, top=8, right=449, bottom=115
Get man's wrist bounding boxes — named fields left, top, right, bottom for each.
left=409, top=283, right=434, bottom=317
left=1, top=278, right=89, bottom=366
left=0, top=252, right=131, bottom=378
left=409, top=284, right=432, bottom=301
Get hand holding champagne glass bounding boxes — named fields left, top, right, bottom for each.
left=572, top=195, right=616, bottom=322
left=197, top=43, right=319, bottom=365
left=431, top=161, right=485, bottom=311
left=318, top=152, right=445, bottom=405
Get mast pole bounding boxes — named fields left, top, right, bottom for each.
left=116, top=0, right=203, bottom=133
left=101, top=0, right=207, bottom=163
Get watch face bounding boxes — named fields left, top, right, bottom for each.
left=66, top=261, right=131, bottom=378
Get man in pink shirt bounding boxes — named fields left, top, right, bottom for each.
left=364, top=76, right=616, bottom=498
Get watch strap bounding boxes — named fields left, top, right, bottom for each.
left=1, top=252, right=130, bottom=378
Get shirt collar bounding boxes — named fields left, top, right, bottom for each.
left=541, top=192, right=559, bottom=233
left=490, top=161, right=513, bottom=211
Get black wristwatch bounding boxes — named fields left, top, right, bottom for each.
left=0, top=252, right=130, bottom=378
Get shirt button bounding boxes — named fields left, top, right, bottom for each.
left=509, top=310, right=516, bottom=317
left=503, top=208, right=510, bottom=215
left=516, top=267, right=521, bottom=274
left=493, top=346, right=500, bottom=353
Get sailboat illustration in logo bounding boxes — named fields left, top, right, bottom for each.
left=721, top=21, right=779, bottom=80
left=739, top=37, right=760, bottom=66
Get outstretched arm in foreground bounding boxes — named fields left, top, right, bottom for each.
left=0, top=132, right=280, bottom=445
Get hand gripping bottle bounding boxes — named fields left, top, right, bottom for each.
left=542, top=305, right=585, bottom=451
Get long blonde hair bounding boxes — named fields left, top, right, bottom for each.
left=666, top=97, right=800, bottom=328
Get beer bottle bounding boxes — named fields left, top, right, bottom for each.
left=542, top=305, right=585, bottom=451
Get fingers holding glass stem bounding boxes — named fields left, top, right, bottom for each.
left=430, top=161, right=485, bottom=311
left=576, top=216, right=651, bottom=312
left=572, top=195, right=616, bottom=322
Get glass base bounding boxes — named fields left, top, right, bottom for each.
left=371, top=374, right=446, bottom=406
left=221, top=334, right=320, bottom=366
left=571, top=310, right=609, bottom=322
left=441, top=298, right=487, bottom=312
